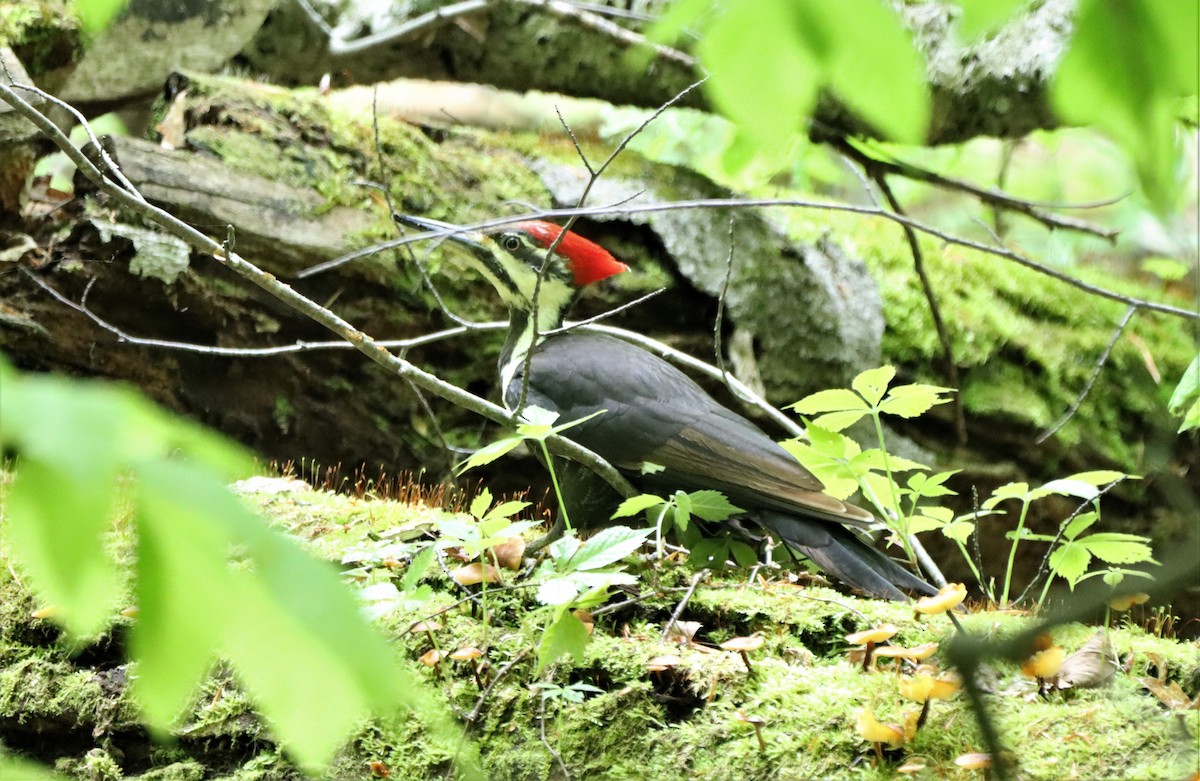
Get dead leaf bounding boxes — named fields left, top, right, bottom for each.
left=1057, top=632, right=1118, bottom=690
left=489, top=536, right=526, bottom=570
left=450, top=562, right=501, bottom=586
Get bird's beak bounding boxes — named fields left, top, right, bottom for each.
left=393, top=213, right=486, bottom=253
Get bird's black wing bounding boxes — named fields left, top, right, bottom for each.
left=510, top=333, right=872, bottom=527
left=511, top=332, right=935, bottom=599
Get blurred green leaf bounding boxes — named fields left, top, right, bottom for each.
left=73, top=0, right=128, bottom=37
left=1053, top=0, right=1199, bottom=211
left=1168, top=355, right=1200, bottom=432
left=806, top=0, right=930, bottom=143
left=135, top=460, right=428, bottom=769
left=698, top=0, right=818, bottom=151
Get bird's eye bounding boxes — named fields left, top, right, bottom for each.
left=502, top=235, right=521, bottom=252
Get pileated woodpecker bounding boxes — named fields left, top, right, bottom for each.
left=398, top=215, right=935, bottom=600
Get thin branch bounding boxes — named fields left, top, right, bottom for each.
left=584, top=324, right=804, bottom=438
left=712, top=215, right=735, bottom=395
left=1014, top=481, right=1121, bottom=605
left=464, top=647, right=530, bottom=723
left=294, top=0, right=693, bottom=65
left=661, top=568, right=708, bottom=642
left=389, top=200, right=1200, bottom=322
left=520, top=0, right=695, bottom=67
left=538, top=685, right=571, bottom=780
left=1036, top=305, right=1138, bottom=444
left=869, top=169, right=969, bottom=444
left=841, top=138, right=1119, bottom=242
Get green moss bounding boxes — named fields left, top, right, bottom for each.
left=785, top=210, right=1194, bottom=471
left=2, top=478, right=1197, bottom=779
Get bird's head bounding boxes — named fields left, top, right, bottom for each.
left=395, top=214, right=628, bottom=314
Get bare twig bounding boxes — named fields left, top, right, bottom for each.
left=869, top=169, right=969, bottom=444
left=712, top=215, right=735, bottom=394
left=521, top=0, right=695, bottom=67
left=391, top=201, right=1200, bottom=322
left=464, top=647, right=530, bottom=723
left=1014, top=481, right=1121, bottom=605
left=840, top=138, right=1119, bottom=242
left=294, top=0, right=693, bottom=65
left=1036, top=305, right=1138, bottom=444
left=538, top=683, right=571, bottom=780
left=661, top=568, right=708, bottom=642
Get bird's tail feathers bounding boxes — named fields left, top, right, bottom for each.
left=757, top=512, right=936, bottom=601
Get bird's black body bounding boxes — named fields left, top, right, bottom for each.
left=507, top=332, right=936, bottom=600
left=395, top=213, right=935, bottom=600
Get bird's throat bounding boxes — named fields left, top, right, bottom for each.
left=498, top=302, right=566, bottom=410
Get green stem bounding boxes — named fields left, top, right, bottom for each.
left=539, top=440, right=573, bottom=532
left=868, top=410, right=915, bottom=565
left=999, top=499, right=1031, bottom=608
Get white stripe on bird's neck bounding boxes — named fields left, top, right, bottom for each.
left=498, top=284, right=575, bottom=411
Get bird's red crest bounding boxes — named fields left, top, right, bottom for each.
left=514, top=221, right=629, bottom=286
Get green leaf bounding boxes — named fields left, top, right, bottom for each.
left=1053, top=0, right=1198, bottom=212
left=537, top=577, right=580, bottom=606
left=567, top=526, right=653, bottom=571
left=688, top=537, right=731, bottom=568
left=1078, top=532, right=1157, bottom=565
left=685, top=490, right=745, bottom=522
left=779, top=440, right=860, bottom=500
left=955, top=0, right=1028, bottom=39
left=812, top=410, right=871, bottom=432
left=400, top=546, right=437, bottom=592
left=1168, top=355, right=1200, bottom=432
left=1049, top=542, right=1092, bottom=588
left=73, top=0, right=129, bottom=37
left=853, top=449, right=929, bottom=475
left=729, top=540, right=759, bottom=568
left=1062, top=511, right=1100, bottom=541
left=1064, top=470, right=1132, bottom=487
left=456, top=436, right=523, bottom=473
left=788, top=388, right=867, bottom=415
left=5, top=459, right=122, bottom=638
left=134, top=460, right=428, bottom=769
left=673, top=490, right=693, bottom=522
left=982, top=482, right=1030, bottom=510
left=611, top=493, right=667, bottom=519
left=805, top=0, right=930, bottom=143
left=906, top=514, right=946, bottom=535
left=483, top=500, right=531, bottom=523
left=520, top=406, right=559, bottom=427
left=906, top=471, right=958, bottom=499
left=878, top=384, right=954, bottom=419
left=940, top=519, right=976, bottom=545
left=698, top=0, right=818, bottom=151
left=469, top=489, right=493, bottom=519
left=1033, top=478, right=1104, bottom=501
left=538, top=609, right=590, bottom=672
left=851, top=365, right=896, bottom=406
